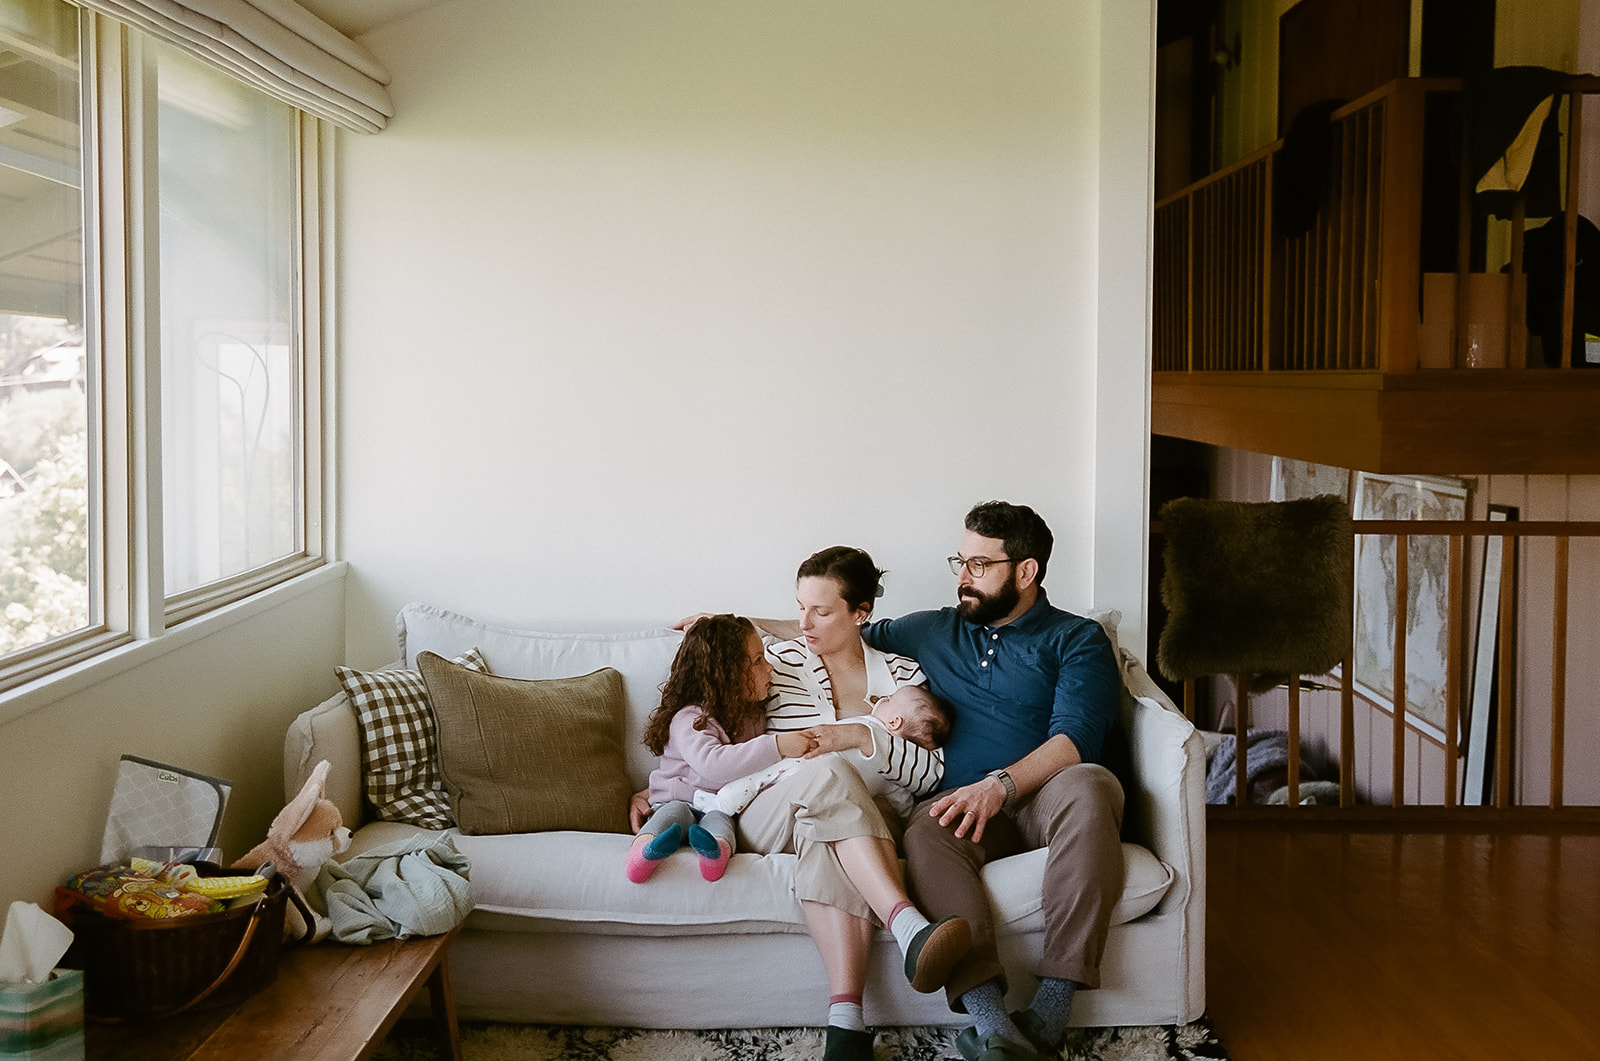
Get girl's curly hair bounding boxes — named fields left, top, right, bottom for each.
left=642, top=614, right=767, bottom=756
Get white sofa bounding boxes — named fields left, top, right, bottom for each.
left=284, top=603, right=1206, bottom=1029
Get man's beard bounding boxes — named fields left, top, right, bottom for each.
left=956, top=574, right=1021, bottom=626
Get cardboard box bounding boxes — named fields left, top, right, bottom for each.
left=1421, top=272, right=1510, bottom=368
left=0, top=969, right=83, bottom=1061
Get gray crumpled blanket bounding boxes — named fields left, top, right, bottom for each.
left=1205, top=729, right=1320, bottom=805
left=314, top=833, right=472, bottom=944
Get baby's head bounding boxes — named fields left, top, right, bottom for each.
left=872, top=686, right=951, bottom=750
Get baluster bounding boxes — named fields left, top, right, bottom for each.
left=1287, top=674, right=1302, bottom=808
left=1550, top=537, right=1568, bottom=808
left=1235, top=672, right=1250, bottom=806
left=1186, top=195, right=1195, bottom=372
left=1392, top=533, right=1408, bottom=807
left=1340, top=647, right=1355, bottom=809
left=1508, top=199, right=1528, bottom=368
left=1444, top=535, right=1463, bottom=807
left=1495, top=531, right=1516, bottom=808
left=1561, top=93, right=1582, bottom=370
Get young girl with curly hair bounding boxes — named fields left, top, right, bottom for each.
left=628, top=614, right=816, bottom=882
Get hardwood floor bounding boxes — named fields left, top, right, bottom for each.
left=1205, top=821, right=1600, bottom=1060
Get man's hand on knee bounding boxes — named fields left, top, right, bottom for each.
left=927, top=777, right=1007, bottom=842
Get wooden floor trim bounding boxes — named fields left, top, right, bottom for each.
left=1206, top=805, right=1600, bottom=830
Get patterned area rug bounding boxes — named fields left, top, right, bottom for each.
left=374, top=1020, right=1231, bottom=1061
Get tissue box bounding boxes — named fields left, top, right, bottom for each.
left=0, top=969, right=83, bottom=1061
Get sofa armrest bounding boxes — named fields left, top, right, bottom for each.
left=284, top=689, right=366, bottom=827
left=1118, top=653, right=1205, bottom=918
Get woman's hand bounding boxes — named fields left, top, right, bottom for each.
left=927, top=776, right=1007, bottom=842
left=776, top=731, right=819, bottom=758
left=628, top=789, right=652, bottom=832
left=801, top=725, right=871, bottom=757
left=671, top=613, right=712, bottom=631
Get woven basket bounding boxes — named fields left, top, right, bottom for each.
left=68, top=870, right=287, bottom=1021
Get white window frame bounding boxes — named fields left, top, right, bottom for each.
left=0, top=7, right=332, bottom=707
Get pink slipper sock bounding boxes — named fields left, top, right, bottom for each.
left=698, top=838, right=733, bottom=882
left=627, top=834, right=667, bottom=883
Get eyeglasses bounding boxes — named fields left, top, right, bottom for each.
left=948, top=556, right=1019, bottom=577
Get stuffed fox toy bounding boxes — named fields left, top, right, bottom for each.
left=234, top=759, right=352, bottom=942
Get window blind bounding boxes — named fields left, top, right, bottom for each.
left=72, top=0, right=393, bottom=132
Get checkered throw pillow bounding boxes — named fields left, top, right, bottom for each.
left=337, top=648, right=488, bottom=829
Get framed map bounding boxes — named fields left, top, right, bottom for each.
left=1271, top=457, right=1353, bottom=503
left=1351, top=472, right=1472, bottom=740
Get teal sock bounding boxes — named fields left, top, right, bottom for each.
left=960, top=978, right=1022, bottom=1044
left=642, top=822, right=683, bottom=860
left=686, top=823, right=720, bottom=859
left=1029, top=977, right=1078, bottom=1046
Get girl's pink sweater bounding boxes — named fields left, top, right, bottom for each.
left=646, top=706, right=782, bottom=806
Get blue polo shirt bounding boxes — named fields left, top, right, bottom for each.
left=860, top=591, right=1120, bottom=790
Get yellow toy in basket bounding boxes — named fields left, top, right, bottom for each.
left=184, top=874, right=272, bottom=900
left=126, top=858, right=270, bottom=901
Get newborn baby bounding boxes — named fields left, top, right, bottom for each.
left=696, top=685, right=949, bottom=817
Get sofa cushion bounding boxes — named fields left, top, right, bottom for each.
left=420, top=653, right=635, bottom=836
left=441, top=831, right=1170, bottom=937
left=984, top=843, right=1172, bottom=931
left=284, top=690, right=364, bottom=823
left=397, top=603, right=684, bottom=789
left=337, top=647, right=489, bottom=829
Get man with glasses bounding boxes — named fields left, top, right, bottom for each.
left=860, top=500, right=1123, bottom=1061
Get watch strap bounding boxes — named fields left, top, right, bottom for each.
left=987, top=768, right=1017, bottom=811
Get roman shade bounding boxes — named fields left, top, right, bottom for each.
left=71, top=0, right=393, bottom=132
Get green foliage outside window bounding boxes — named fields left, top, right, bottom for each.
left=0, top=316, right=91, bottom=655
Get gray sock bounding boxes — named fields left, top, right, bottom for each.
left=1028, top=976, right=1078, bottom=1047
left=961, top=978, right=1022, bottom=1044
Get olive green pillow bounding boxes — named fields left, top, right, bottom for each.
left=418, top=651, right=633, bottom=835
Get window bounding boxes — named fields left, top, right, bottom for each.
left=0, top=0, right=89, bottom=662
left=0, top=0, right=325, bottom=692
left=156, top=44, right=301, bottom=601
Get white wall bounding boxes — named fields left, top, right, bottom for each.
left=1095, top=1, right=1158, bottom=659
left=338, top=0, right=1155, bottom=665
left=0, top=579, right=346, bottom=906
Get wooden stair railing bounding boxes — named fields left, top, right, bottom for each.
left=1162, top=519, right=1600, bottom=814
left=1155, top=76, right=1600, bottom=376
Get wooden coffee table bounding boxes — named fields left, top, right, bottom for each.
left=88, top=923, right=462, bottom=1060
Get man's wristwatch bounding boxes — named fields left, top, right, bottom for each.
left=986, top=768, right=1017, bottom=812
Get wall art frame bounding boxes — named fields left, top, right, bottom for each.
left=1350, top=471, right=1473, bottom=740
left=1463, top=504, right=1516, bottom=806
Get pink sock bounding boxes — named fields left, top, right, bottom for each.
left=626, top=835, right=663, bottom=883
left=698, top=838, right=733, bottom=882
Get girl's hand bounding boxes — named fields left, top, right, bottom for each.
left=628, top=789, right=652, bottom=831
left=776, top=731, right=819, bottom=758
left=671, top=613, right=712, bottom=631
left=802, top=726, right=871, bottom=757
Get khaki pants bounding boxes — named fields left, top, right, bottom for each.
left=903, top=762, right=1125, bottom=1004
left=737, top=755, right=891, bottom=922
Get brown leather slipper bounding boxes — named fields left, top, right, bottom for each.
left=904, top=916, right=973, bottom=993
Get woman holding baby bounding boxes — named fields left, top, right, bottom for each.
left=649, top=546, right=952, bottom=1061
